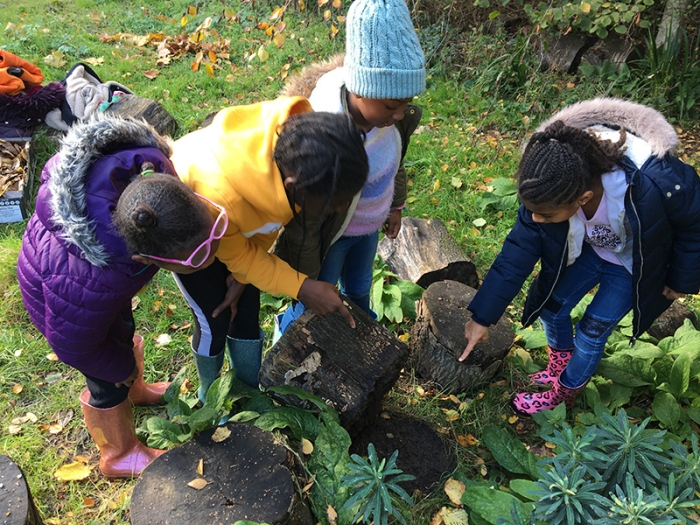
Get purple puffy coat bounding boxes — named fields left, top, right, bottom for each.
left=17, top=116, right=176, bottom=383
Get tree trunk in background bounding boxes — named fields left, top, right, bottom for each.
left=130, top=423, right=313, bottom=525
left=377, top=217, right=479, bottom=290
left=655, top=0, right=689, bottom=49
left=105, top=94, right=178, bottom=137
left=0, top=455, right=43, bottom=525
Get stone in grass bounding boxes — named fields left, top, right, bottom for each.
left=411, top=280, right=514, bottom=394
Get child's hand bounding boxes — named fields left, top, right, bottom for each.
left=663, top=286, right=685, bottom=301
left=460, top=320, right=489, bottom=362
left=212, top=274, right=246, bottom=321
left=298, top=279, right=356, bottom=328
left=382, top=209, right=402, bottom=239
left=115, top=364, right=139, bottom=389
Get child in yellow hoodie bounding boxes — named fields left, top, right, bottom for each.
left=120, top=96, right=368, bottom=399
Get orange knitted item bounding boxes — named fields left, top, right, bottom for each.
left=0, top=50, right=44, bottom=95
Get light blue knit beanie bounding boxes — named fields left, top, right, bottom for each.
left=345, top=0, right=426, bottom=99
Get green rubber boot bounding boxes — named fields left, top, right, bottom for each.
left=193, top=350, right=225, bottom=403
left=226, top=329, right=263, bottom=388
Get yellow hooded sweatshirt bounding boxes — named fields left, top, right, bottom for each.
left=171, top=96, right=311, bottom=299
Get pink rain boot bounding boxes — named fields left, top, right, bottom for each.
left=512, top=377, right=586, bottom=415
left=529, top=346, right=572, bottom=386
left=128, top=334, right=170, bottom=406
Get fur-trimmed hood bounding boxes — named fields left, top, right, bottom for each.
left=280, top=54, right=345, bottom=98
left=537, top=98, right=678, bottom=158
left=46, top=114, right=173, bottom=266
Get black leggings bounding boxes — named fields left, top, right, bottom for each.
left=174, top=258, right=261, bottom=357
left=84, top=374, right=130, bottom=408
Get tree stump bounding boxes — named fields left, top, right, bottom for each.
left=411, top=281, right=514, bottom=394
left=0, top=455, right=42, bottom=525
left=259, top=300, right=410, bottom=436
left=377, top=217, right=479, bottom=289
left=647, top=302, right=699, bottom=340
left=349, top=410, right=457, bottom=495
left=105, top=94, right=178, bottom=137
left=537, top=34, right=596, bottom=74
left=130, top=423, right=313, bottom=525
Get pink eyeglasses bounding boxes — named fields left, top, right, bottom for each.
left=141, top=193, right=228, bottom=268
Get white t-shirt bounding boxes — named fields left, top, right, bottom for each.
left=576, top=192, right=629, bottom=267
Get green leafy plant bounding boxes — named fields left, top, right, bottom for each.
left=476, top=177, right=519, bottom=213
left=370, top=255, right=425, bottom=325
left=340, top=443, right=415, bottom=525
left=463, top=409, right=700, bottom=525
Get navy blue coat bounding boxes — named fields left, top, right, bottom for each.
left=468, top=153, right=700, bottom=340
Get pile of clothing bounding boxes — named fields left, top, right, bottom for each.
left=0, top=50, right=133, bottom=139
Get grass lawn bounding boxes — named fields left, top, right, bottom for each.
left=1, top=1, right=700, bottom=524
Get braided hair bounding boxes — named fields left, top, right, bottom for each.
left=113, top=165, right=211, bottom=257
left=518, top=120, right=626, bottom=206
left=274, top=110, right=368, bottom=212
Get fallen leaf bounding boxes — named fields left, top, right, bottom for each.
left=44, top=50, right=67, bottom=68
left=143, top=69, right=160, bottom=80
left=187, top=477, right=209, bottom=490
left=46, top=352, right=59, bottom=361
left=197, top=458, right=204, bottom=476
left=273, top=32, right=285, bottom=48
left=14, top=349, right=22, bottom=357
left=49, top=423, right=64, bottom=435
left=211, top=427, right=231, bottom=443
left=74, top=455, right=89, bottom=463
left=545, top=441, right=557, bottom=449
left=257, top=45, right=269, bottom=62
left=131, top=296, right=141, bottom=310
left=302, top=438, right=314, bottom=455
left=443, top=409, right=459, bottom=422
left=54, top=461, right=92, bottom=481
left=472, top=218, right=487, bottom=227
left=451, top=176, right=463, bottom=188
left=327, top=504, right=338, bottom=524
left=12, top=384, right=22, bottom=394
left=508, top=415, right=519, bottom=424
left=416, top=385, right=426, bottom=397
left=444, top=477, right=465, bottom=506
left=431, top=506, right=470, bottom=525
left=8, top=424, right=22, bottom=435
left=302, top=479, right=314, bottom=493
left=83, top=57, right=104, bottom=66
left=155, top=334, right=172, bottom=347
left=83, top=496, right=96, bottom=507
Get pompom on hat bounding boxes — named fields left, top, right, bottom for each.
left=345, top=0, right=426, bottom=100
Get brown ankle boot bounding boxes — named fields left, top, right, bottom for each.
left=79, top=389, right=165, bottom=478
left=128, top=334, right=170, bottom=406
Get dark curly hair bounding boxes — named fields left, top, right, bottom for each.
left=113, top=165, right=211, bottom=257
left=518, top=121, right=626, bottom=206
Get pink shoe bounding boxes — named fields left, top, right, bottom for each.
left=529, top=346, right=572, bottom=386
left=128, top=334, right=170, bottom=406
left=512, top=377, right=586, bottom=415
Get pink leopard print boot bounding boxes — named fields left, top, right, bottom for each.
left=529, top=346, right=572, bottom=386
left=512, top=377, right=586, bottom=415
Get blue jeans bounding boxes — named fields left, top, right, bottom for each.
left=279, top=231, right=379, bottom=333
left=539, top=243, right=633, bottom=389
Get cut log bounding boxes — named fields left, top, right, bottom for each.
left=260, top=299, right=410, bottom=436
left=130, top=423, right=313, bottom=525
left=0, top=455, right=43, bottom=525
left=377, top=217, right=479, bottom=289
left=105, top=94, right=178, bottom=137
left=647, top=302, right=699, bottom=340
left=349, top=410, right=457, bottom=495
left=411, top=280, right=514, bottom=394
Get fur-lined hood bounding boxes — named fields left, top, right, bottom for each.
left=537, top=98, right=678, bottom=158
left=280, top=54, right=345, bottom=98
left=47, top=114, right=172, bottom=267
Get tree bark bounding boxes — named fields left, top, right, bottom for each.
left=130, top=423, right=313, bottom=525
left=411, top=281, right=514, bottom=394
left=0, top=455, right=43, bottom=525
left=655, top=0, right=689, bottom=49
left=260, top=300, right=410, bottom=436
left=377, top=217, right=479, bottom=289
left=647, top=302, right=698, bottom=340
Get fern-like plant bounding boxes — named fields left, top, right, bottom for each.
left=531, top=461, right=607, bottom=525
left=596, top=411, right=673, bottom=490
left=340, top=443, right=415, bottom=525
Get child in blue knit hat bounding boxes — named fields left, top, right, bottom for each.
left=273, top=0, right=425, bottom=333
